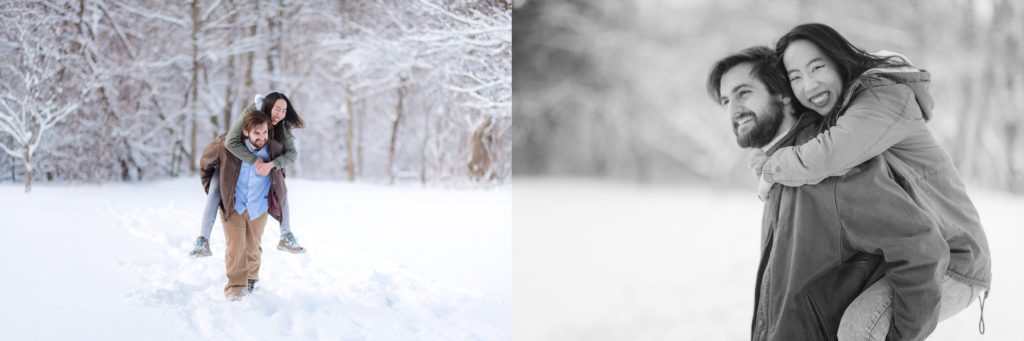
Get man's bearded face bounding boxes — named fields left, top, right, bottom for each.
left=732, top=97, right=784, bottom=148
left=244, top=123, right=269, bottom=150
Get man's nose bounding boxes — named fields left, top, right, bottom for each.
left=729, top=102, right=745, bottom=120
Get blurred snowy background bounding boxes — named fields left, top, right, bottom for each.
left=512, top=0, right=1024, bottom=340
left=514, top=0, right=1022, bottom=190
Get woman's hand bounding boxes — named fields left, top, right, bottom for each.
left=747, top=149, right=768, bottom=177
left=255, top=158, right=274, bottom=176
left=757, top=175, right=774, bottom=201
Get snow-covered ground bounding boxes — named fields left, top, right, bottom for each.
left=0, top=178, right=509, bottom=340
left=513, top=179, right=1024, bottom=341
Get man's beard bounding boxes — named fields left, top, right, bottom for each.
left=733, top=98, right=784, bottom=148
left=249, top=138, right=265, bottom=150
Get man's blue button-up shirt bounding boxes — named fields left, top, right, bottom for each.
left=234, top=140, right=271, bottom=220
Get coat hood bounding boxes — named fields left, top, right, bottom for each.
left=849, top=54, right=935, bottom=121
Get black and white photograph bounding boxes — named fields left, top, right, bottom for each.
left=514, top=0, right=1022, bottom=340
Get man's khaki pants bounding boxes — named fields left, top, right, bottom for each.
left=223, top=209, right=268, bottom=297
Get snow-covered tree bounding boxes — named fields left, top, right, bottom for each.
left=0, top=1, right=94, bottom=192
left=408, top=0, right=512, bottom=182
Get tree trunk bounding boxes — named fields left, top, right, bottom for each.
left=388, top=85, right=405, bottom=185
left=420, top=105, right=431, bottom=186
left=23, top=145, right=32, bottom=193
left=188, top=0, right=200, bottom=174
left=222, top=1, right=239, bottom=130
left=1006, top=122, right=1020, bottom=193
left=244, top=2, right=257, bottom=97
left=357, top=100, right=364, bottom=180
left=468, top=116, right=493, bottom=181
left=222, top=60, right=235, bottom=130
left=266, top=0, right=283, bottom=90
left=344, top=87, right=356, bottom=182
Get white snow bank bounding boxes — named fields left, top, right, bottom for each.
left=0, top=178, right=509, bottom=340
left=513, top=179, right=1024, bottom=341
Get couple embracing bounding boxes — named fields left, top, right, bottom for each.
left=707, top=23, right=992, bottom=340
left=191, top=92, right=307, bottom=301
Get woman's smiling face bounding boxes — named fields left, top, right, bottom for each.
left=783, top=39, right=844, bottom=116
left=271, top=99, right=287, bottom=125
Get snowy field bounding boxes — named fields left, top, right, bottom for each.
left=0, top=178, right=509, bottom=340
left=514, top=178, right=1024, bottom=341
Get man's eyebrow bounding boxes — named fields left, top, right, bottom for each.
left=729, top=83, right=750, bottom=95
left=720, top=83, right=750, bottom=103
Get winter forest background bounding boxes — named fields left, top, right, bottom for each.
left=1, top=0, right=511, bottom=191
left=513, top=0, right=1024, bottom=194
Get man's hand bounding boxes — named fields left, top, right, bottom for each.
left=757, top=175, right=773, bottom=201
left=255, top=158, right=274, bottom=176
left=747, top=149, right=768, bottom=177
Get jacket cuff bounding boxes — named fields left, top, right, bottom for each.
left=761, top=161, right=776, bottom=183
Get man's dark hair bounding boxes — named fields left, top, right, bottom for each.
left=706, top=46, right=794, bottom=105
left=242, top=110, right=271, bottom=133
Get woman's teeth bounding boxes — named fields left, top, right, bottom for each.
left=809, top=92, right=830, bottom=107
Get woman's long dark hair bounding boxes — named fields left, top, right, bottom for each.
left=774, top=23, right=911, bottom=130
left=261, top=92, right=305, bottom=143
